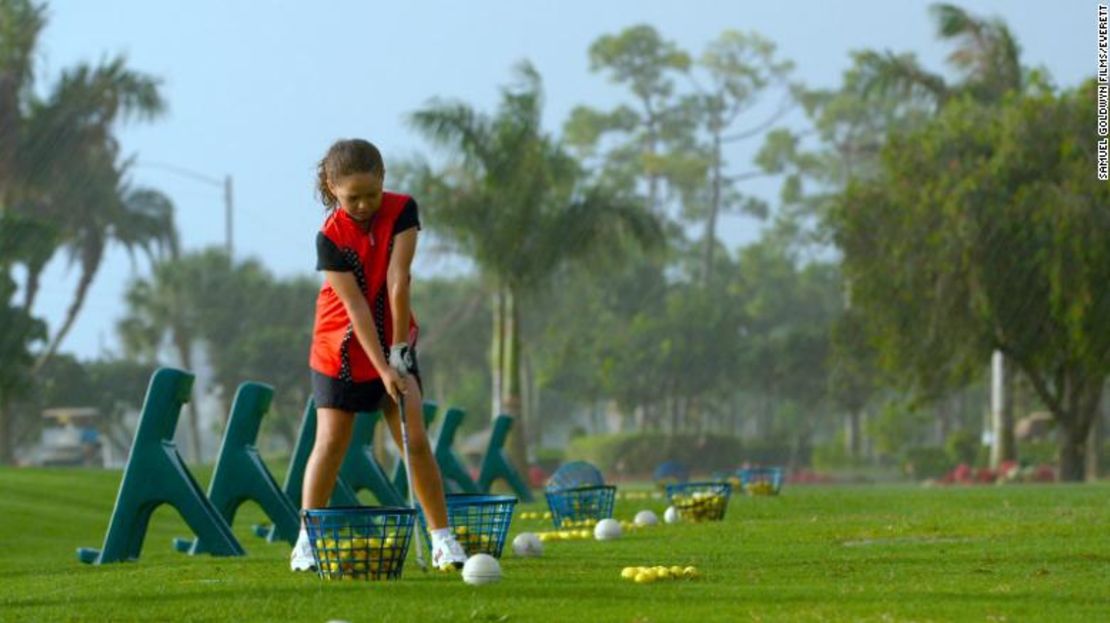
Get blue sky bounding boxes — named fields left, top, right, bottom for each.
left=32, top=0, right=1090, bottom=359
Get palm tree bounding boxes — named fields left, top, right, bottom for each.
left=34, top=160, right=177, bottom=370
left=407, top=62, right=663, bottom=469
left=118, top=254, right=203, bottom=462
left=0, top=211, right=48, bottom=464
left=0, top=0, right=41, bottom=194
left=0, top=0, right=172, bottom=367
left=852, top=3, right=1027, bottom=469
left=855, top=3, right=1023, bottom=106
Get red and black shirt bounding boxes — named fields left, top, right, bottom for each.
left=309, top=192, right=421, bottom=382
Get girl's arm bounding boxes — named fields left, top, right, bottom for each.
left=388, top=228, right=418, bottom=345
left=324, top=270, right=404, bottom=398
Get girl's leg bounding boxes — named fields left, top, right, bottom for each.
left=381, top=381, right=449, bottom=529
left=302, top=407, right=356, bottom=516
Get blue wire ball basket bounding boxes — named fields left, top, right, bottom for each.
left=418, top=493, right=517, bottom=558
left=739, top=466, right=784, bottom=495
left=544, top=484, right=617, bottom=528
left=653, top=460, right=690, bottom=489
left=665, top=481, right=732, bottom=522
left=302, top=506, right=416, bottom=581
left=546, top=461, right=606, bottom=491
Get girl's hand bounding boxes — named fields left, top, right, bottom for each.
left=389, top=342, right=416, bottom=375
left=380, top=366, right=407, bottom=403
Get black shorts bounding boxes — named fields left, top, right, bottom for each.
left=311, top=369, right=423, bottom=413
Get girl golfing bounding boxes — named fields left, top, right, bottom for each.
left=290, top=138, right=467, bottom=572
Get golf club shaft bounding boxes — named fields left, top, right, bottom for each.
left=397, top=390, right=427, bottom=570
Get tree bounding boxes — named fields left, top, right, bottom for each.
left=565, top=25, right=691, bottom=216
left=854, top=3, right=1023, bottom=108
left=217, top=274, right=317, bottom=449
left=849, top=3, right=1038, bottom=469
left=0, top=211, right=47, bottom=464
left=118, top=254, right=204, bottom=462
left=0, top=0, right=172, bottom=369
left=829, top=308, right=882, bottom=459
left=831, top=81, right=1110, bottom=481
left=35, top=173, right=177, bottom=369
left=564, top=26, right=791, bottom=285
left=410, top=276, right=491, bottom=429
left=687, top=30, right=792, bottom=283
left=760, top=3, right=1034, bottom=462
left=119, top=248, right=318, bottom=457
left=729, top=238, right=841, bottom=460
left=407, top=62, right=662, bottom=470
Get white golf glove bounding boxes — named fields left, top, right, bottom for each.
left=389, top=342, right=416, bottom=376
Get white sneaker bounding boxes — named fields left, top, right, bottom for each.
left=431, top=534, right=467, bottom=570
left=290, top=532, right=316, bottom=572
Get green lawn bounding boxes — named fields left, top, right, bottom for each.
left=2, top=467, right=1108, bottom=622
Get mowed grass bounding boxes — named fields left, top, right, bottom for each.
left=1, top=467, right=1109, bottom=622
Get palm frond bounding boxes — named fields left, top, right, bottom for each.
left=0, top=0, right=45, bottom=100
left=929, top=3, right=1023, bottom=97
left=853, top=50, right=948, bottom=106
left=407, top=100, right=492, bottom=167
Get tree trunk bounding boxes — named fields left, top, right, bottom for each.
left=688, top=397, right=698, bottom=434
left=670, top=391, right=680, bottom=436
left=642, top=103, right=664, bottom=216
left=521, top=342, right=538, bottom=449
left=502, top=286, right=528, bottom=473
left=490, top=288, right=504, bottom=420
left=1021, top=360, right=1104, bottom=483
left=21, top=264, right=43, bottom=313
left=1086, top=404, right=1103, bottom=482
left=1058, top=427, right=1088, bottom=482
left=174, top=331, right=203, bottom=463
left=761, top=395, right=774, bottom=438
left=935, top=398, right=951, bottom=446
left=531, top=354, right=542, bottom=446
left=703, top=127, right=722, bottom=284
left=34, top=245, right=103, bottom=372
left=845, top=410, right=862, bottom=458
left=643, top=127, right=657, bottom=215
left=0, top=397, right=12, bottom=465
left=1055, top=384, right=1104, bottom=482
left=989, top=351, right=1016, bottom=468
left=861, top=409, right=874, bottom=461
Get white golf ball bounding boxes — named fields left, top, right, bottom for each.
left=664, top=506, right=679, bottom=524
left=462, top=553, right=502, bottom=585
left=512, top=532, right=543, bottom=557
left=634, top=510, right=658, bottom=526
left=594, top=518, right=622, bottom=541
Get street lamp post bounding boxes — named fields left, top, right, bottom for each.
left=137, top=161, right=233, bottom=259
left=223, top=174, right=233, bottom=260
